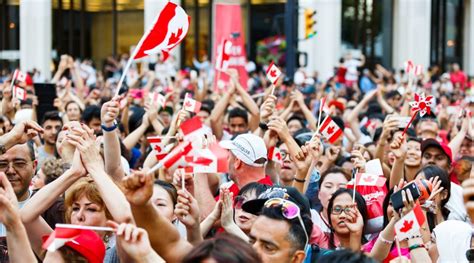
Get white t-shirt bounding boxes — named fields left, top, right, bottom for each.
left=446, top=182, right=468, bottom=222
left=344, top=59, right=362, bottom=81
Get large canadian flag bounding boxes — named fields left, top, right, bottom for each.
left=183, top=94, right=202, bottom=113
left=266, top=62, right=282, bottom=85
left=156, top=141, right=194, bottom=170
left=318, top=115, right=343, bottom=144
left=395, top=204, right=426, bottom=240
left=187, top=143, right=229, bottom=173
left=216, top=39, right=232, bottom=71
left=132, top=2, right=190, bottom=61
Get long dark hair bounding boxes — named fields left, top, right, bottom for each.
left=416, top=165, right=451, bottom=231
left=327, top=188, right=368, bottom=249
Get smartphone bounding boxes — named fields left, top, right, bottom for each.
left=391, top=182, right=421, bottom=211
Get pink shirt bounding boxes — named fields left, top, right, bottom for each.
left=450, top=71, right=468, bottom=91
left=362, top=234, right=410, bottom=263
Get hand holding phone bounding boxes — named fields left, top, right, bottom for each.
left=391, top=182, right=420, bottom=211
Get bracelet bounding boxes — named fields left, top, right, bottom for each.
left=408, top=234, right=422, bottom=240
left=379, top=234, right=394, bottom=245
left=294, top=178, right=306, bottom=183
left=259, top=122, right=268, bottom=130
left=408, top=243, right=426, bottom=251
left=101, top=120, right=118, bottom=132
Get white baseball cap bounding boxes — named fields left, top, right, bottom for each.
left=219, top=134, right=267, bottom=167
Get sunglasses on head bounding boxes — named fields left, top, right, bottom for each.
left=264, top=198, right=309, bottom=252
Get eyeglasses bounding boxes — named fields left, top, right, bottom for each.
left=264, top=198, right=309, bottom=252
left=234, top=196, right=247, bottom=209
left=280, top=150, right=290, bottom=161
left=331, top=205, right=354, bottom=215
left=0, top=160, right=29, bottom=171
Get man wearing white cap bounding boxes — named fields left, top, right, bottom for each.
left=194, top=133, right=273, bottom=217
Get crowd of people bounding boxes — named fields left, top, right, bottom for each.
left=0, top=51, right=473, bottom=263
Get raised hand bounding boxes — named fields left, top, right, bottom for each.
left=380, top=115, right=399, bottom=140
left=101, top=96, right=121, bottom=126
left=267, top=116, right=291, bottom=141
left=108, top=221, right=159, bottom=261
left=3, top=120, right=44, bottom=148
left=260, top=95, right=277, bottom=124
left=308, top=133, right=324, bottom=160
left=172, top=169, right=195, bottom=197
left=121, top=170, right=154, bottom=206
left=0, top=172, right=19, bottom=228
left=326, top=146, right=341, bottom=163
left=290, top=90, right=305, bottom=106
left=351, top=149, right=366, bottom=172
left=344, top=205, right=364, bottom=235
left=65, top=124, right=103, bottom=174
left=220, top=189, right=235, bottom=229
left=390, top=133, right=406, bottom=159
left=174, top=189, right=200, bottom=229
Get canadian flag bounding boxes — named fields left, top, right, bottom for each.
left=148, top=92, right=166, bottom=108
left=404, top=60, right=414, bottom=74
left=147, top=136, right=173, bottom=161
left=216, top=39, right=232, bottom=71
left=187, top=143, right=229, bottom=173
left=157, top=141, right=194, bottom=169
left=414, top=65, right=423, bottom=76
left=183, top=93, right=202, bottom=113
left=132, top=2, right=190, bottom=61
left=42, top=226, right=83, bottom=252
left=266, top=62, right=281, bottom=85
left=13, top=69, right=27, bottom=83
left=267, top=146, right=282, bottom=165
left=348, top=173, right=387, bottom=187
left=395, top=204, right=426, bottom=240
left=180, top=116, right=204, bottom=138
left=320, top=96, right=330, bottom=114
left=13, top=86, right=27, bottom=101
left=318, top=115, right=343, bottom=144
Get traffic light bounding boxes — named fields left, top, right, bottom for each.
left=304, top=8, right=317, bottom=39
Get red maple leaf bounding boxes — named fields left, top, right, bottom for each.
left=275, top=152, right=282, bottom=161
left=399, top=220, right=414, bottom=233
left=362, top=175, right=375, bottom=183
left=327, top=126, right=335, bottom=135
left=168, top=28, right=184, bottom=46
left=194, top=157, right=213, bottom=166
left=184, top=100, right=193, bottom=108
left=154, top=145, right=162, bottom=153
left=270, top=69, right=277, bottom=78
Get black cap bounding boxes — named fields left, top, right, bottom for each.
left=242, top=186, right=311, bottom=216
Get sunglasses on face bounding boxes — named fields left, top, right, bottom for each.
left=331, top=205, right=355, bottom=215
left=264, top=198, right=308, bottom=251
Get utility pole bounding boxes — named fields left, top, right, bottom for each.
left=285, top=0, right=298, bottom=78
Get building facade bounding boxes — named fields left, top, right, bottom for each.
left=0, top=0, right=473, bottom=80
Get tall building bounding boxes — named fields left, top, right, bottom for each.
left=0, top=0, right=473, bottom=80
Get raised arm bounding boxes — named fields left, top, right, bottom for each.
left=345, top=90, right=377, bottom=141
left=374, top=115, right=398, bottom=163
left=123, top=113, right=150, bottom=150
left=389, top=134, right=407, bottom=189
left=229, top=69, right=260, bottom=131
left=101, top=96, right=124, bottom=181
left=292, top=90, right=317, bottom=130
left=210, top=85, right=235, bottom=140
left=122, top=170, right=193, bottom=262
left=448, top=114, right=470, bottom=156
left=66, top=124, right=133, bottom=224
left=174, top=189, right=203, bottom=245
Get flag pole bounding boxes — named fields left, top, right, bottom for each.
left=270, top=83, right=275, bottom=96
left=317, top=97, right=326, bottom=132
left=352, top=168, right=358, bottom=203
left=395, top=235, right=402, bottom=258
left=115, top=58, right=134, bottom=97
left=56, top=224, right=115, bottom=232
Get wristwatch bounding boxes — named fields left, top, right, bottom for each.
left=101, top=120, right=118, bottom=132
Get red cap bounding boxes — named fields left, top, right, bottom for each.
left=328, top=100, right=345, bottom=112
left=421, top=138, right=453, bottom=163
left=25, top=73, right=33, bottom=86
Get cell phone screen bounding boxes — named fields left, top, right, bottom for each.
left=390, top=183, right=421, bottom=211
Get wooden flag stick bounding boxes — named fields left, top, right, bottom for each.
left=270, top=84, right=275, bottom=96
left=395, top=235, right=403, bottom=258
left=352, top=168, right=359, bottom=203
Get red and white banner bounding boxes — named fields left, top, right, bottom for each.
left=43, top=226, right=82, bottom=251
left=395, top=204, right=426, bottom=240
left=159, top=141, right=194, bottom=169
left=13, top=86, right=27, bottom=101
left=132, top=2, right=190, bottom=61
left=213, top=3, right=248, bottom=90
left=183, top=93, right=202, bottom=113
left=266, top=62, right=282, bottom=85
left=318, top=115, right=343, bottom=144
left=216, top=39, right=232, bottom=71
